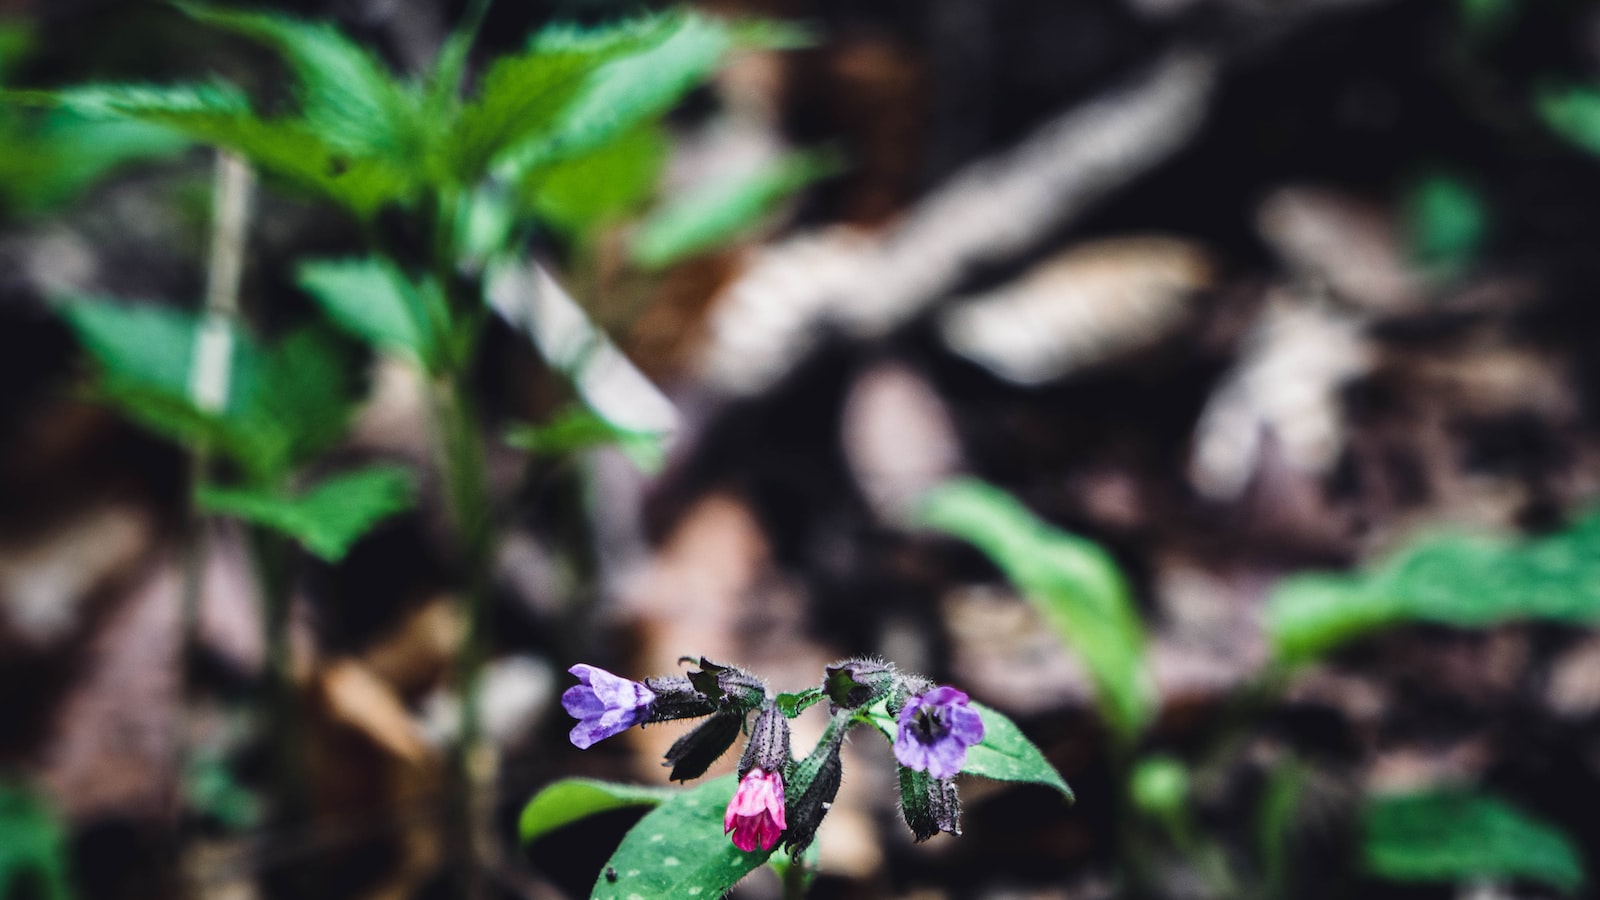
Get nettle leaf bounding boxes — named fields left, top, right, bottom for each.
left=865, top=702, right=1073, bottom=800
left=198, top=464, right=414, bottom=561
left=1267, top=510, right=1600, bottom=662
left=0, top=112, right=187, bottom=216
left=630, top=149, right=835, bottom=270
left=1364, top=791, right=1584, bottom=893
left=0, top=784, right=71, bottom=900
left=504, top=405, right=666, bottom=472
left=538, top=13, right=732, bottom=163
left=591, top=775, right=774, bottom=900
left=178, top=3, right=424, bottom=160
left=525, top=121, right=666, bottom=238
left=232, top=327, right=359, bottom=476
left=450, top=15, right=672, bottom=179
left=518, top=778, right=677, bottom=845
left=916, top=479, right=1154, bottom=740
left=60, top=297, right=249, bottom=448
left=31, top=82, right=412, bottom=217
left=297, top=257, right=440, bottom=367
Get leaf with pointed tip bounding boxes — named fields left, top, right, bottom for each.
left=177, top=3, right=424, bottom=161
left=630, top=149, right=837, bottom=269
left=449, top=14, right=673, bottom=179
left=27, top=82, right=412, bottom=217
left=866, top=701, right=1072, bottom=800
left=1364, top=791, right=1584, bottom=893
left=591, top=775, right=775, bottom=900
left=1266, top=510, right=1600, bottom=662
left=524, top=122, right=666, bottom=238
left=518, top=778, right=676, bottom=845
left=197, top=465, right=414, bottom=561
left=297, top=257, right=441, bottom=368
left=916, top=479, right=1153, bottom=740
left=504, top=405, right=666, bottom=472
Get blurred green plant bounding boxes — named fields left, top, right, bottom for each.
left=1402, top=169, right=1488, bottom=273
left=915, top=478, right=1154, bottom=742
left=0, top=784, right=72, bottom=900
left=1364, top=790, right=1584, bottom=893
left=1267, top=509, right=1600, bottom=662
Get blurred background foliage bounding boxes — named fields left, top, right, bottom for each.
left=6, top=0, right=1600, bottom=898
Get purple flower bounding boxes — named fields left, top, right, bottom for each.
left=724, top=767, right=786, bottom=852
left=562, top=664, right=657, bottom=749
left=894, top=686, right=985, bottom=779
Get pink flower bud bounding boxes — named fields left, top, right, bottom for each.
left=723, top=767, right=786, bottom=852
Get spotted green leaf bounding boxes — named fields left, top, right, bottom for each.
left=591, top=775, right=773, bottom=900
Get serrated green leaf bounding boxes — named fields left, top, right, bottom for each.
left=232, top=327, right=358, bottom=476
left=297, top=258, right=440, bottom=367
left=630, top=150, right=836, bottom=270
left=1266, top=510, right=1600, bottom=662
left=0, top=784, right=72, bottom=900
left=197, top=465, right=414, bottom=561
left=518, top=778, right=678, bottom=845
left=504, top=405, right=666, bottom=473
left=449, top=14, right=674, bottom=179
left=30, top=82, right=412, bottom=217
left=0, top=112, right=187, bottom=216
left=591, top=775, right=774, bottom=900
left=1364, top=791, right=1584, bottom=893
left=865, top=701, right=1074, bottom=800
left=915, top=479, right=1154, bottom=740
left=178, top=3, right=424, bottom=161
left=537, top=14, right=731, bottom=164
left=525, top=122, right=666, bottom=237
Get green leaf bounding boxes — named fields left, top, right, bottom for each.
left=518, top=778, right=678, bottom=845
left=1404, top=171, right=1487, bottom=271
left=449, top=14, right=674, bottom=179
left=504, top=405, right=666, bottom=473
left=177, top=3, right=424, bottom=161
left=1266, top=510, right=1600, bottom=662
left=525, top=122, right=667, bottom=238
left=297, top=258, right=440, bottom=367
left=28, top=82, right=412, bottom=217
left=537, top=14, right=732, bottom=163
left=591, top=775, right=775, bottom=900
left=0, top=112, right=187, bottom=216
left=0, top=784, right=72, bottom=900
left=1364, top=790, right=1584, bottom=893
left=197, top=464, right=414, bottom=561
left=865, top=701, right=1073, bottom=800
left=915, top=479, right=1154, bottom=740
left=60, top=297, right=246, bottom=449
left=1539, top=84, right=1600, bottom=158
left=231, top=327, right=358, bottom=477
left=631, top=149, right=837, bottom=270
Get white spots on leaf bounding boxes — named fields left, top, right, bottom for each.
left=663, top=857, right=680, bottom=867
left=687, top=889, right=703, bottom=896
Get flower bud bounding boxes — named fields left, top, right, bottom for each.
left=823, top=658, right=897, bottom=711
left=686, top=657, right=767, bottom=712
left=897, top=767, right=962, bottom=842
left=663, top=711, right=743, bottom=782
left=738, top=704, right=792, bottom=778
left=643, top=675, right=717, bottom=722
left=782, top=714, right=848, bottom=856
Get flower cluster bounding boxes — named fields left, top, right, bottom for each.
left=560, top=656, right=987, bottom=853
